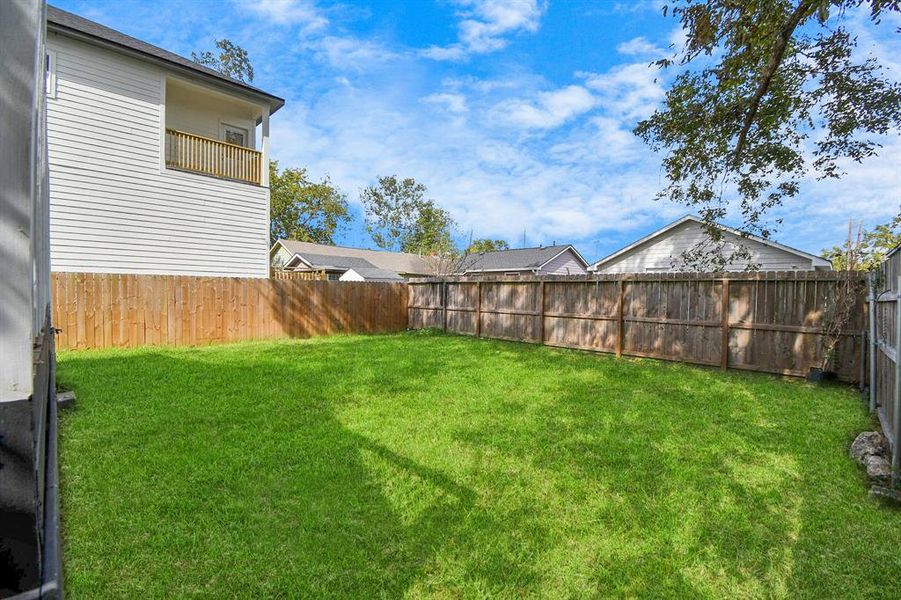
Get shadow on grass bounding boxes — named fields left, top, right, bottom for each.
left=56, top=333, right=898, bottom=598
left=57, top=335, right=547, bottom=597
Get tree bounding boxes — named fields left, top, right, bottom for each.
left=821, top=211, right=901, bottom=271
left=192, top=39, right=254, bottom=82
left=636, top=1, right=901, bottom=268
left=402, top=204, right=457, bottom=256
left=269, top=161, right=349, bottom=246
left=467, top=238, right=509, bottom=253
left=360, top=175, right=457, bottom=255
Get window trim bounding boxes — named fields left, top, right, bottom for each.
left=46, top=50, right=57, bottom=99
left=219, top=121, right=249, bottom=148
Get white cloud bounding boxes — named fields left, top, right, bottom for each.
left=579, top=62, right=666, bottom=121
left=422, top=92, right=468, bottom=114
left=241, top=0, right=327, bottom=30
left=616, top=36, right=664, bottom=57
left=422, top=0, right=546, bottom=61
left=310, top=35, right=399, bottom=70
left=493, top=85, right=596, bottom=129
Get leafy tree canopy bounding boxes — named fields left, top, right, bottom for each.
left=636, top=0, right=901, bottom=267
left=361, top=175, right=458, bottom=255
left=269, top=161, right=350, bottom=246
left=821, top=211, right=901, bottom=271
left=467, top=239, right=510, bottom=254
left=192, top=39, right=254, bottom=83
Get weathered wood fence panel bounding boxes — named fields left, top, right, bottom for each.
left=52, top=272, right=408, bottom=350
left=872, top=249, right=900, bottom=462
left=409, top=272, right=865, bottom=381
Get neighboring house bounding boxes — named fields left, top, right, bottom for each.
left=590, top=215, right=832, bottom=273
left=456, top=245, right=590, bottom=277
left=270, top=240, right=435, bottom=281
left=46, top=6, right=284, bottom=277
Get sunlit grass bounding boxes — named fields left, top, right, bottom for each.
left=58, top=331, right=901, bottom=598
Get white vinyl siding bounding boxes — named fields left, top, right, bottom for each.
left=596, top=220, right=818, bottom=273
left=46, top=34, right=270, bottom=277
left=539, top=249, right=589, bottom=276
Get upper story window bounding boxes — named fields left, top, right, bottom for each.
left=45, top=51, right=57, bottom=98
left=221, top=123, right=248, bottom=147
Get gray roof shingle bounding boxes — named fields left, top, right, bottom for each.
left=344, top=267, right=406, bottom=282
left=275, top=240, right=435, bottom=275
left=47, top=5, right=284, bottom=114
left=458, top=246, right=574, bottom=273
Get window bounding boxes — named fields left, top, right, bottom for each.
left=45, top=51, right=57, bottom=98
left=503, top=272, right=520, bottom=278
left=220, top=123, right=248, bottom=147
left=327, top=272, right=341, bottom=281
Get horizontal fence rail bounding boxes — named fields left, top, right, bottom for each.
left=52, top=272, right=408, bottom=350
left=408, top=271, right=866, bottom=381
left=165, top=128, right=262, bottom=185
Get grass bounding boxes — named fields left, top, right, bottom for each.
left=57, top=331, right=901, bottom=598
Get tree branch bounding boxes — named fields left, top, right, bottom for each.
left=733, top=0, right=818, bottom=162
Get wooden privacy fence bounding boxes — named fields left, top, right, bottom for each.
left=869, top=249, right=900, bottom=486
left=51, top=272, right=408, bottom=350
left=409, top=271, right=866, bottom=381
left=271, top=269, right=326, bottom=281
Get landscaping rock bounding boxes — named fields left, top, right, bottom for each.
left=850, top=431, right=889, bottom=463
left=862, top=454, right=892, bottom=487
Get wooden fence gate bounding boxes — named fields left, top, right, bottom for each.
left=870, top=249, right=900, bottom=487
left=408, top=271, right=866, bottom=381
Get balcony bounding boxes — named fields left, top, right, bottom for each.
left=163, top=77, right=270, bottom=187
left=165, top=128, right=262, bottom=186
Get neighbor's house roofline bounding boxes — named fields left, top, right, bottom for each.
left=588, top=215, right=832, bottom=271
left=47, top=5, right=285, bottom=115
left=460, top=245, right=589, bottom=274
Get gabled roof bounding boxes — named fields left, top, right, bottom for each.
left=289, top=253, right=376, bottom=271
left=458, top=245, right=588, bottom=273
left=343, top=267, right=405, bottom=282
left=47, top=5, right=284, bottom=115
left=272, top=240, right=435, bottom=275
left=589, top=215, right=832, bottom=270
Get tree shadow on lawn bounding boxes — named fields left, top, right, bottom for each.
left=57, top=336, right=547, bottom=598
left=450, top=342, right=899, bottom=598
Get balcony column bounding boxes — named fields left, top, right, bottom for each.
left=261, top=103, right=270, bottom=187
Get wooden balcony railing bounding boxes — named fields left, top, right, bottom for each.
left=165, top=128, right=262, bottom=185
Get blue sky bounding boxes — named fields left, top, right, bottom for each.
left=54, top=0, right=901, bottom=261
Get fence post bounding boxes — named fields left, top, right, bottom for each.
left=616, top=278, right=624, bottom=357
left=442, top=280, right=448, bottom=332
left=867, top=273, right=877, bottom=413
left=539, top=280, right=546, bottom=345
left=893, top=275, right=901, bottom=489
left=720, top=278, right=730, bottom=371
left=869, top=271, right=877, bottom=412
left=476, top=281, right=482, bottom=338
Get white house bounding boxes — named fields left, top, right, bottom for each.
left=590, top=215, right=832, bottom=273
left=456, top=245, right=590, bottom=277
left=46, top=6, right=284, bottom=277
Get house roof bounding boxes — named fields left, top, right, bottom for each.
left=458, top=245, right=587, bottom=273
left=273, top=240, right=435, bottom=275
left=589, top=215, right=832, bottom=270
left=47, top=5, right=284, bottom=115
left=343, top=267, right=405, bottom=282
left=290, top=253, right=376, bottom=271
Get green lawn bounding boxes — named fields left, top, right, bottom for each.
left=58, top=332, right=901, bottom=598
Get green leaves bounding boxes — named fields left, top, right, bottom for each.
left=640, top=1, right=901, bottom=269
left=192, top=39, right=254, bottom=83
left=360, top=175, right=458, bottom=256
left=269, top=161, right=350, bottom=246
left=466, top=239, right=510, bottom=254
